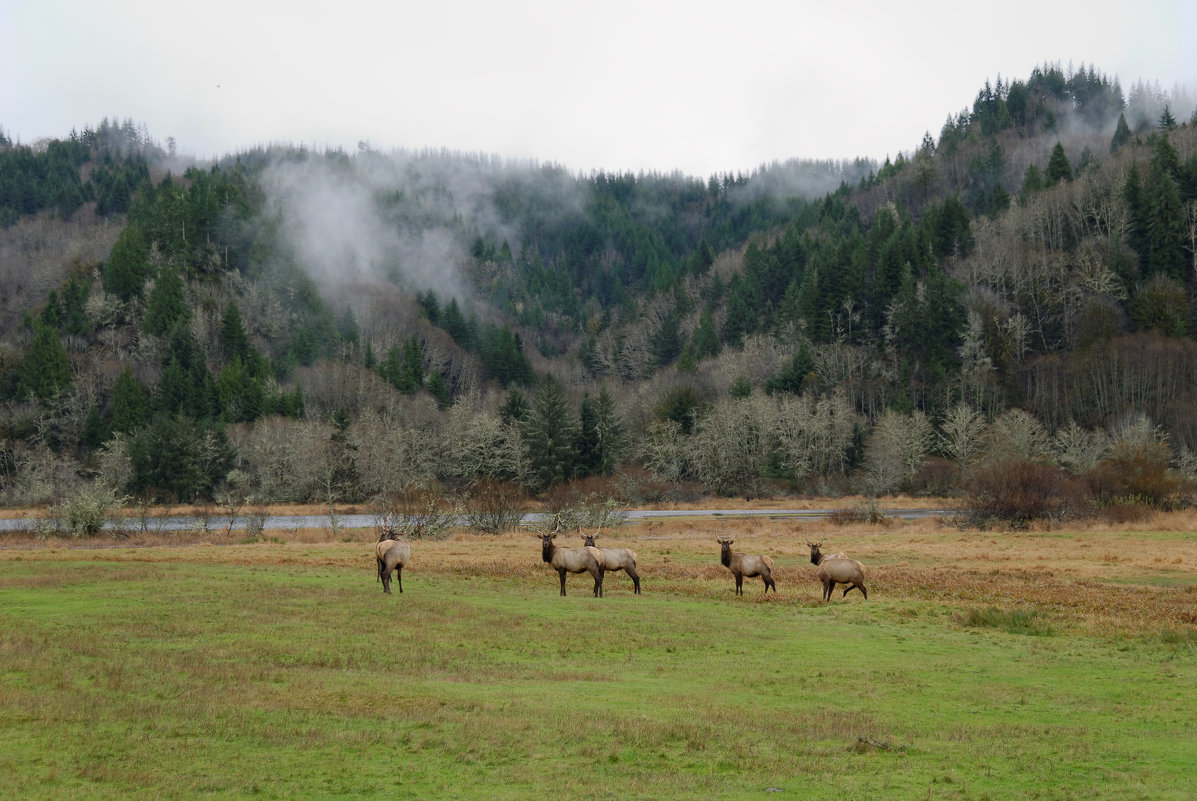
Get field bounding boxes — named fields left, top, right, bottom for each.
left=1, top=506, right=1195, bottom=800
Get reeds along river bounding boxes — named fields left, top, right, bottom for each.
left=0, top=508, right=951, bottom=534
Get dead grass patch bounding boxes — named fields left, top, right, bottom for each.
left=3, top=503, right=1193, bottom=635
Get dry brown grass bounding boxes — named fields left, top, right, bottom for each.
left=3, top=501, right=1193, bottom=636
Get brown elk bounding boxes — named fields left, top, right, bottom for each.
left=581, top=528, right=640, bottom=594
left=540, top=528, right=604, bottom=597
left=376, top=528, right=411, bottom=594
left=808, top=541, right=867, bottom=601
left=717, top=538, right=776, bottom=595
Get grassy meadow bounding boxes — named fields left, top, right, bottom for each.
left=1, top=507, right=1195, bottom=800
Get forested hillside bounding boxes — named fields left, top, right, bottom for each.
left=3, top=64, right=1197, bottom=523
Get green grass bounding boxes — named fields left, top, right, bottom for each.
left=955, top=606, right=1055, bottom=636
left=2, top=557, right=1195, bottom=800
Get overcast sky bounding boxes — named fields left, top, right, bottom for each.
left=2, top=0, right=1194, bottom=177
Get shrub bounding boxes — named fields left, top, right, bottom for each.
left=911, top=456, right=962, bottom=496
left=541, top=477, right=630, bottom=530
left=1086, top=441, right=1179, bottom=509
left=372, top=485, right=458, bottom=540
left=963, top=459, right=1092, bottom=528
left=45, top=483, right=127, bottom=538
left=827, top=500, right=889, bottom=526
left=1096, top=500, right=1155, bottom=524
left=462, top=479, right=527, bottom=533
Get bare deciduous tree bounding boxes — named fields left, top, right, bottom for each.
left=691, top=395, right=774, bottom=498
left=1053, top=420, right=1110, bottom=475
left=983, top=408, right=1052, bottom=465
left=861, top=409, right=932, bottom=494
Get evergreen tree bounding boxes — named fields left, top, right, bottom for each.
left=426, top=370, right=450, bottom=409
left=592, top=387, right=624, bottom=475
left=1142, top=166, right=1187, bottom=280
left=482, top=327, right=535, bottom=387
left=103, top=224, right=150, bottom=300
left=441, top=297, right=473, bottom=349
left=141, top=266, right=190, bottom=336
left=521, top=375, right=576, bottom=491
left=1158, top=104, right=1177, bottom=131
left=82, top=404, right=107, bottom=449
left=379, top=336, right=423, bottom=393
left=128, top=414, right=233, bottom=502
left=1150, top=133, right=1181, bottom=180
left=156, top=325, right=217, bottom=420
left=691, top=309, right=721, bottom=360
left=216, top=359, right=264, bottom=423
left=59, top=277, right=89, bottom=336
left=575, top=394, right=601, bottom=477
left=499, top=388, right=530, bottom=426
left=111, top=366, right=148, bottom=433
left=39, top=291, right=63, bottom=330
left=651, top=310, right=683, bottom=367
left=721, top=278, right=752, bottom=347
left=1110, top=113, right=1132, bottom=152
left=1122, top=164, right=1148, bottom=267
left=1019, top=164, right=1045, bottom=204
left=764, top=344, right=814, bottom=395
left=18, top=319, right=72, bottom=401
left=219, top=301, right=250, bottom=363
left=1045, top=142, right=1072, bottom=185
left=730, top=376, right=752, bottom=398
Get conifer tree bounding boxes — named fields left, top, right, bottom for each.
left=592, top=386, right=624, bottom=476
left=691, top=309, right=720, bottom=360
left=1110, top=113, right=1132, bottom=152
left=219, top=301, right=250, bottom=363
left=103, top=224, right=150, bottom=300
left=1045, top=142, right=1072, bottom=185
left=19, top=319, right=72, bottom=401
left=142, top=266, right=190, bottom=336
left=521, top=375, right=576, bottom=491
left=111, top=366, right=148, bottom=433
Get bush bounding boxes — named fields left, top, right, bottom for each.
left=372, top=485, right=459, bottom=540
left=541, top=477, right=630, bottom=530
left=1096, top=500, right=1155, bottom=524
left=43, top=483, right=126, bottom=538
left=462, top=479, right=527, bottom=533
left=911, top=456, right=963, bottom=496
left=963, top=459, right=1092, bottom=528
left=1086, top=442, right=1179, bottom=509
left=827, top=500, right=889, bottom=526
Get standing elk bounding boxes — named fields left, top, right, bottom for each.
left=540, top=528, right=604, bottom=597
left=376, top=528, right=411, bottom=594
left=808, top=541, right=867, bottom=601
left=580, top=528, right=640, bottom=594
left=717, top=538, right=776, bottom=595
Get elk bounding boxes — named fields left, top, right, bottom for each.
left=808, top=541, right=867, bottom=601
left=581, top=528, right=640, bottom=594
left=717, top=538, right=776, bottom=595
left=376, top=528, right=411, bottom=594
left=540, top=528, right=604, bottom=597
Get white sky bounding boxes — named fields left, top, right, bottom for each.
left=2, top=0, right=1194, bottom=177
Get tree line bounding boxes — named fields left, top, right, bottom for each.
left=3, top=64, right=1197, bottom=523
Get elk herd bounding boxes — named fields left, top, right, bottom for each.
left=377, top=524, right=867, bottom=601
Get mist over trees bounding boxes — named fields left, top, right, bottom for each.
left=3, top=63, right=1197, bottom=521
